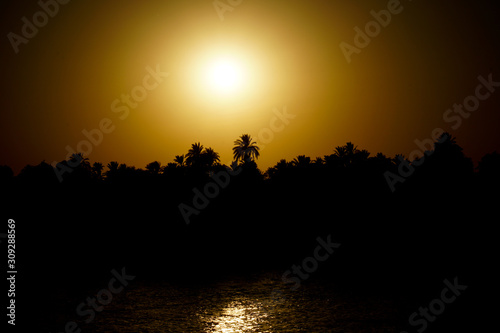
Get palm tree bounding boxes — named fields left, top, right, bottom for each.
left=105, top=161, right=119, bottom=179
left=145, top=161, right=161, bottom=175
left=92, top=162, right=104, bottom=179
left=233, top=134, right=260, bottom=163
left=355, top=149, right=370, bottom=162
left=186, top=142, right=204, bottom=167
left=203, top=147, right=220, bottom=168
left=333, top=145, right=347, bottom=159
left=107, top=161, right=119, bottom=172
left=292, top=155, right=311, bottom=167
left=333, top=142, right=361, bottom=167
left=69, top=153, right=90, bottom=170
left=345, top=142, right=358, bottom=155
left=265, top=159, right=290, bottom=180
left=174, top=155, right=185, bottom=167
left=313, top=157, right=324, bottom=165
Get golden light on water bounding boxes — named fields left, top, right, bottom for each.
left=200, top=300, right=270, bottom=332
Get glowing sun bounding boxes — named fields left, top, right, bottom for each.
left=204, top=57, right=246, bottom=94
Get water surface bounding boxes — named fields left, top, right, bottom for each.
left=76, top=272, right=401, bottom=332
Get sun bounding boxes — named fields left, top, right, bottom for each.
left=182, top=45, right=265, bottom=107
left=204, top=56, right=246, bottom=94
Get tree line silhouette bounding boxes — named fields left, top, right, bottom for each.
left=2, top=132, right=497, bottom=328
left=3, top=132, right=497, bottom=191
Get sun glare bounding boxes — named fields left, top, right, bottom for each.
left=205, top=57, right=245, bottom=94
left=182, top=45, right=265, bottom=108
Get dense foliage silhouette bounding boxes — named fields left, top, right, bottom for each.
left=1, top=133, right=497, bottom=331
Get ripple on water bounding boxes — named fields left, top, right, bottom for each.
left=62, top=273, right=401, bottom=332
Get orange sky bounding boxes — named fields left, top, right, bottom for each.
left=1, top=0, right=500, bottom=174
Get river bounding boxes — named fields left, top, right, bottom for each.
left=61, top=272, right=402, bottom=333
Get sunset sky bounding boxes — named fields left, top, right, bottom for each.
left=1, top=0, right=499, bottom=174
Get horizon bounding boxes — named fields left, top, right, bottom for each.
left=1, top=131, right=493, bottom=178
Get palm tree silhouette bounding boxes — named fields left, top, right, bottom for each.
left=292, top=155, right=311, bottom=167
left=233, top=134, right=260, bottom=163
left=332, top=142, right=368, bottom=167
left=313, top=157, right=324, bottom=165
left=107, top=161, right=119, bottom=172
left=335, top=142, right=356, bottom=166
left=203, top=147, right=220, bottom=168
left=174, top=155, right=185, bottom=167
left=92, top=162, right=104, bottom=179
left=186, top=142, right=204, bottom=167
left=69, top=153, right=90, bottom=170
left=264, top=159, right=290, bottom=179
left=105, top=161, right=119, bottom=180
left=146, top=161, right=161, bottom=175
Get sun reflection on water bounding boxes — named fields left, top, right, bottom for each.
left=200, top=299, right=272, bottom=333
